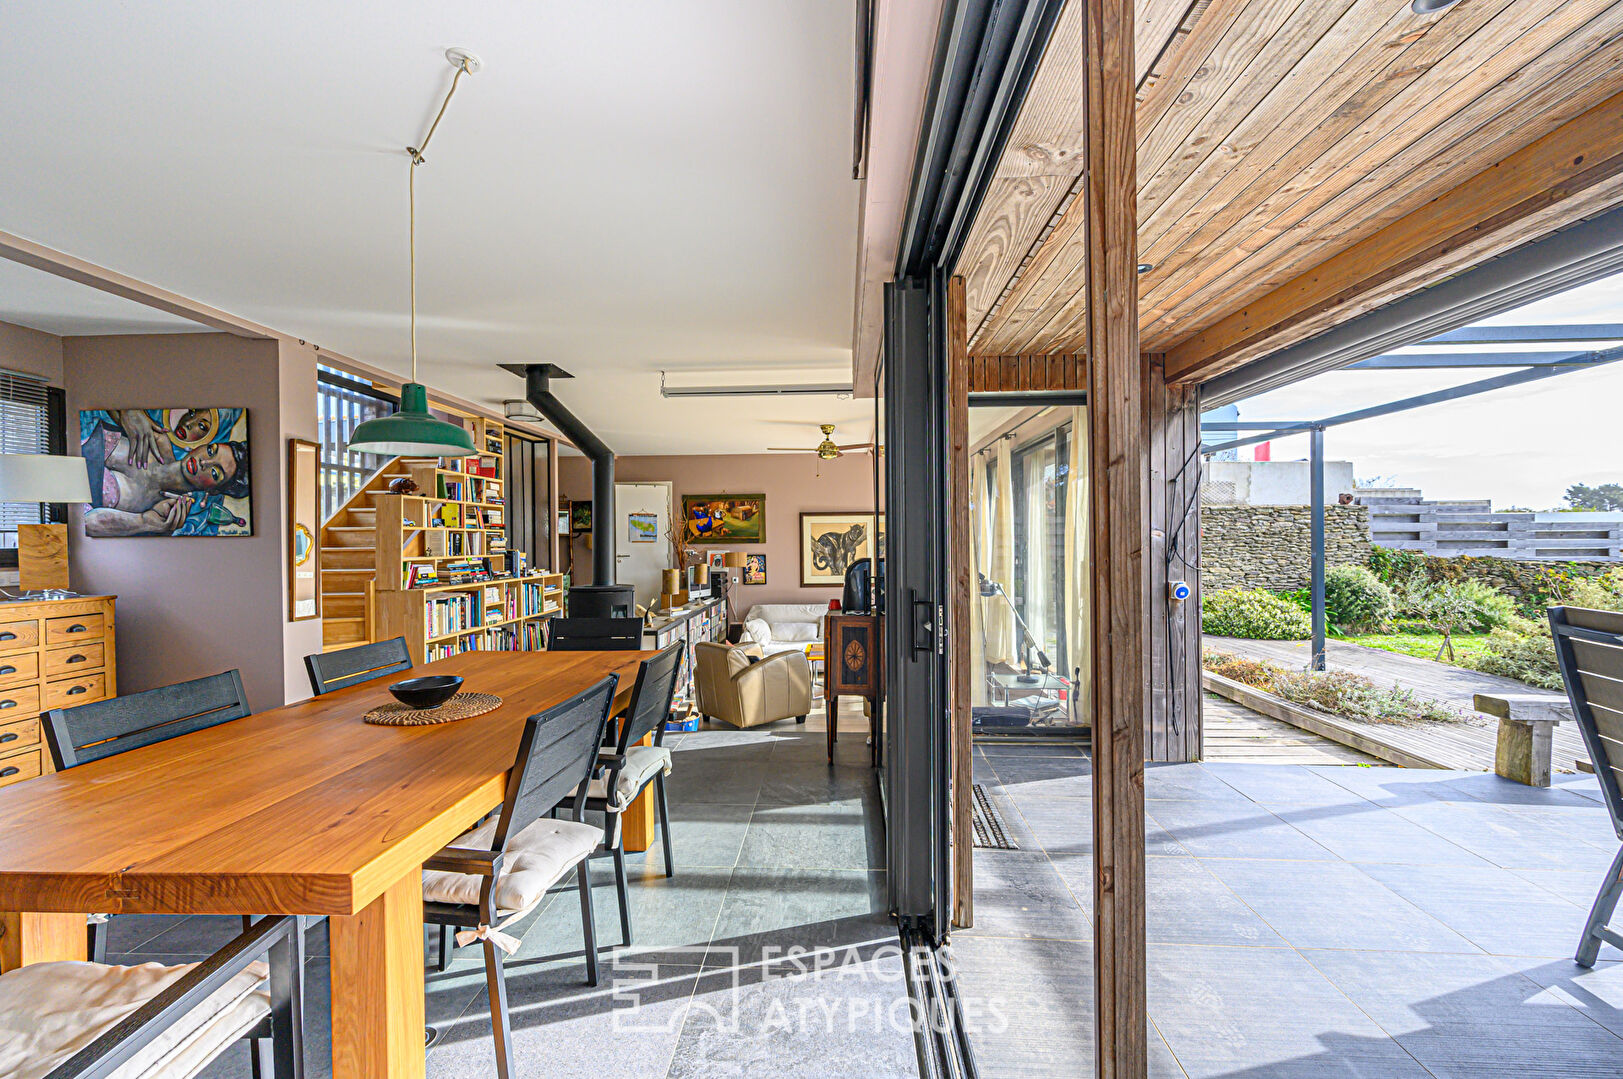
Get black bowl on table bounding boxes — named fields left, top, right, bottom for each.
left=388, top=675, right=463, bottom=710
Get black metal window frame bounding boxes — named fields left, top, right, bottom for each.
left=0, top=374, right=67, bottom=568
left=316, top=367, right=396, bottom=522
left=503, top=430, right=553, bottom=573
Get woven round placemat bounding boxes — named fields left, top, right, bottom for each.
left=363, top=692, right=503, bottom=727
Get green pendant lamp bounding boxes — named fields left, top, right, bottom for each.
left=348, top=50, right=481, bottom=460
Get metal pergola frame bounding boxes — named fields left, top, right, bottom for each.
left=1200, top=338, right=1623, bottom=670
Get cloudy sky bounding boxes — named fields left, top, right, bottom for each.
left=1230, top=270, right=1623, bottom=510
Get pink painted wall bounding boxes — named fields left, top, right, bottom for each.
left=0, top=320, right=64, bottom=384
left=62, top=332, right=321, bottom=711
left=559, top=451, right=878, bottom=608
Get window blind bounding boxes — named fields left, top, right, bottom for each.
left=0, top=369, right=57, bottom=550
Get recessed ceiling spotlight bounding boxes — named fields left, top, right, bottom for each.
left=1137, top=263, right=1154, bottom=274
left=1411, top=0, right=1461, bottom=14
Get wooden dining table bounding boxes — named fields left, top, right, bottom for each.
left=0, top=647, right=654, bottom=1079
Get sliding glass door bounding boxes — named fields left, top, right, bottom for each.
left=969, top=404, right=1090, bottom=735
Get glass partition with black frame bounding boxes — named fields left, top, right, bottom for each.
left=504, top=432, right=553, bottom=572
left=968, top=403, right=1091, bottom=737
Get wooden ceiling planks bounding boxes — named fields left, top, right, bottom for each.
left=959, top=0, right=1200, bottom=336
left=959, top=0, right=1623, bottom=380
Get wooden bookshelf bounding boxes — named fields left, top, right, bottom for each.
left=369, top=415, right=565, bottom=664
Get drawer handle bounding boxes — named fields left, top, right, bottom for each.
left=0, top=701, right=14, bottom=710
left=0, top=767, right=17, bottom=778
left=65, top=624, right=89, bottom=634
left=0, top=666, right=13, bottom=676
left=0, top=733, right=15, bottom=744
left=0, top=632, right=15, bottom=641
left=67, top=685, right=88, bottom=696
left=65, top=654, right=87, bottom=664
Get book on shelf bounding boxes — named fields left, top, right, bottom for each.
left=405, top=562, right=439, bottom=589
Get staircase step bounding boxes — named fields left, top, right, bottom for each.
left=323, top=591, right=368, bottom=617
left=324, top=527, right=377, bottom=548
left=322, top=617, right=369, bottom=646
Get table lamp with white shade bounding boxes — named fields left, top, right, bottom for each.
left=0, top=454, right=92, bottom=597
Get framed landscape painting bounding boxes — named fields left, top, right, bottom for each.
left=682, top=493, right=766, bottom=544
left=79, top=407, right=252, bottom=537
left=800, top=511, right=883, bottom=586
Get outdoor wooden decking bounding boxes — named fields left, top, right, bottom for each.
left=1202, top=691, right=1379, bottom=765
left=1204, top=636, right=1586, bottom=774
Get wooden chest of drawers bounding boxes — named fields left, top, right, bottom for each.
left=0, top=595, right=116, bottom=789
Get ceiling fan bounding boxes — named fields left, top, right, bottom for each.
left=768, top=424, right=875, bottom=460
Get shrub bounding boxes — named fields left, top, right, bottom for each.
left=1569, top=568, right=1623, bottom=611
left=1464, top=627, right=1563, bottom=690
left=1201, top=650, right=1468, bottom=724
left=1201, top=589, right=1312, bottom=640
left=1201, top=650, right=1284, bottom=690
left=1324, top=565, right=1394, bottom=631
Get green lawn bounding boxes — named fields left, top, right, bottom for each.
left=1348, top=632, right=1492, bottom=666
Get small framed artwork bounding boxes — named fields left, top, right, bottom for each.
left=800, top=511, right=883, bottom=587
left=628, top=512, right=658, bottom=543
left=682, top=493, right=766, bottom=544
left=744, top=553, right=767, bottom=585
left=287, top=438, right=320, bottom=620
left=556, top=509, right=569, bottom=537
left=570, top=501, right=592, bottom=534
left=707, top=551, right=727, bottom=571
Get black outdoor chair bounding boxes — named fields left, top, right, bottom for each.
left=569, top=642, right=683, bottom=948
left=42, top=671, right=259, bottom=966
left=1550, top=605, right=1623, bottom=967
left=546, top=617, right=644, bottom=651
left=3, top=911, right=304, bottom=1079
left=420, top=675, right=619, bottom=1079
left=304, top=637, right=412, bottom=696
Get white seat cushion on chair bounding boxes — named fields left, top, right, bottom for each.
left=580, top=744, right=671, bottom=810
left=0, top=959, right=269, bottom=1079
left=422, top=815, right=601, bottom=916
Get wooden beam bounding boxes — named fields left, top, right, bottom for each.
left=1084, top=0, right=1148, bottom=1074
left=966, top=353, right=1086, bottom=391
left=1164, top=88, right=1623, bottom=384
left=948, top=277, right=974, bottom=929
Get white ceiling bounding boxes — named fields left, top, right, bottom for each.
left=0, top=259, right=211, bottom=336
left=0, top=1, right=869, bottom=453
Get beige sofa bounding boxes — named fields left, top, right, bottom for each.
left=693, top=641, right=813, bottom=729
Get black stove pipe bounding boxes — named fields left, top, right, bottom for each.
left=519, top=364, right=615, bottom=585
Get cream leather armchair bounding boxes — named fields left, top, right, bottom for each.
left=693, top=641, right=813, bottom=729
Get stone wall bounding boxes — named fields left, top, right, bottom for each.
left=1202, top=504, right=1371, bottom=591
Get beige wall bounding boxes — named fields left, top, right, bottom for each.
left=559, top=451, right=878, bottom=608
left=0, top=320, right=64, bottom=384
left=62, top=332, right=319, bottom=711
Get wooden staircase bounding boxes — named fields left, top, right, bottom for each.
left=318, top=457, right=438, bottom=650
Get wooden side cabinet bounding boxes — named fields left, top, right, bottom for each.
left=0, top=595, right=116, bottom=788
left=825, top=612, right=883, bottom=765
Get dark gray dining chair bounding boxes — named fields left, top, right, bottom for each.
left=303, top=637, right=412, bottom=696
left=546, top=617, right=644, bottom=651
left=573, top=642, right=684, bottom=948
left=420, top=675, right=618, bottom=1079
left=40, top=667, right=265, bottom=1076
left=1550, top=606, right=1623, bottom=966
left=43, top=670, right=250, bottom=769
left=10, top=914, right=305, bottom=1079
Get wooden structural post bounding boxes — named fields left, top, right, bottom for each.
left=1084, top=0, right=1147, bottom=1072
left=947, top=276, right=974, bottom=929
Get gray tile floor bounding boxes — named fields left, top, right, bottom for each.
left=957, top=742, right=1623, bottom=1078
left=110, top=708, right=914, bottom=1079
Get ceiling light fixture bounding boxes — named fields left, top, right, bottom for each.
left=1411, top=0, right=1462, bottom=13
left=347, top=49, right=482, bottom=459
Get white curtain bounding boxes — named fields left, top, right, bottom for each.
left=984, top=437, right=1017, bottom=665
left=1063, top=407, right=1092, bottom=725
left=969, top=455, right=988, bottom=705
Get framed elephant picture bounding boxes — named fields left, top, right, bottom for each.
left=799, top=511, right=884, bottom=587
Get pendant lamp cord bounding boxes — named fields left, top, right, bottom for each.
left=406, top=57, right=472, bottom=384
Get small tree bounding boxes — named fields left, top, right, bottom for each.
left=1565, top=482, right=1623, bottom=511
left=1399, top=575, right=1479, bottom=662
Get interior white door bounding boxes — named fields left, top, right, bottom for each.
left=615, top=481, right=672, bottom=611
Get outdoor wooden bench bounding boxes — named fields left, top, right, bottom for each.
left=1474, top=693, right=1574, bottom=787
